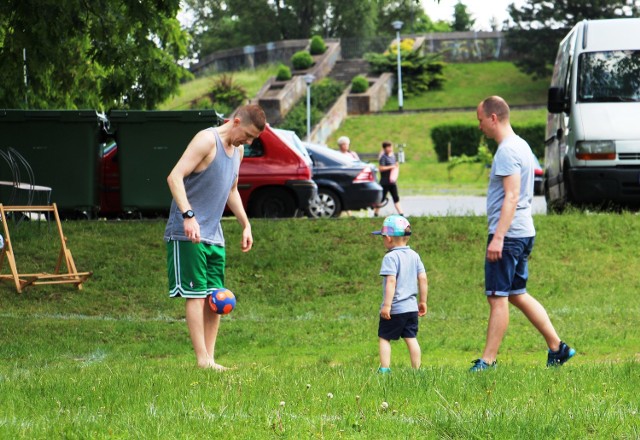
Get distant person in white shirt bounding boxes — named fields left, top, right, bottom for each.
left=337, top=136, right=360, bottom=161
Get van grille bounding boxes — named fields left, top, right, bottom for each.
left=618, top=153, right=640, bottom=160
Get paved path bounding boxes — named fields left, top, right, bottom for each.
left=357, top=195, right=547, bottom=217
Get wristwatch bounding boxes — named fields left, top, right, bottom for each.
left=182, top=209, right=195, bottom=219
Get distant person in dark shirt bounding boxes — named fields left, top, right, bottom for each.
left=374, top=141, right=403, bottom=217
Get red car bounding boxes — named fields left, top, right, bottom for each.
left=236, top=124, right=316, bottom=217
left=99, top=124, right=316, bottom=218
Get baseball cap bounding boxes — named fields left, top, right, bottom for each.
left=372, top=215, right=411, bottom=236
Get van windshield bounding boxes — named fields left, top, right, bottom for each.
left=578, top=50, right=640, bottom=102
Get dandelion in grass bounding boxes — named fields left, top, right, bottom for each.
left=327, top=393, right=334, bottom=399
left=306, top=383, right=311, bottom=390
left=273, top=400, right=285, bottom=433
left=381, top=401, right=389, bottom=410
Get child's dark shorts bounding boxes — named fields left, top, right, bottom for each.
left=378, top=311, right=419, bottom=341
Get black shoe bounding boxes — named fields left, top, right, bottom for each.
left=547, top=341, right=576, bottom=367
left=469, top=358, right=497, bottom=372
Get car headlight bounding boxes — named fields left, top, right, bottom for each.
left=575, top=141, right=616, bottom=160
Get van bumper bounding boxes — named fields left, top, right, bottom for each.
left=286, top=179, right=317, bottom=210
left=568, top=167, right=640, bottom=205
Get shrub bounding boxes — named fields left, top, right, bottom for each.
left=431, top=124, right=482, bottom=162
left=431, top=123, right=546, bottom=162
left=350, top=75, right=369, bottom=94
left=388, top=38, right=415, bottom=54
left=192, top=96, right=214, bottom=110
left=276, top=64, right=292, bottom=81
left=310, top=78, right=345, bottom=111
left=291, top=50, right=314, bottom=70
left=365, top=50, right=446, bottom=97
left=278, top=105, right=323, bottom=139
left=277, top=77, right=345, bottom=138
left=207, top=74, right=248, bottom=114
left=309, top=35, right=327, bottom=55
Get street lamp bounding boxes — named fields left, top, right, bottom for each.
left=303, top=73, right=315, bottom=140
left=391, top=20, right=404, bottom=112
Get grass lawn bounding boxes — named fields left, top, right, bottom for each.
left=157, top=64, right=280, bottom=111
left=384, top=61, right=550, bottom=111
left=0, top=215, right=639, bottom=438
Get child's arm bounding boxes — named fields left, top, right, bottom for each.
left=380, top=275, right=396, bottom=320
left=417, top=272, right=428, bottom=317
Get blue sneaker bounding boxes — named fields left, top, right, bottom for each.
left=469, top=358, right=496, bottom=372
left=547, top=341, right=575, bottom=367
left=378, top=367, right=391, bottom=374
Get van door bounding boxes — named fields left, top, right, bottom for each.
left=545, top=27, right=577, bottom=209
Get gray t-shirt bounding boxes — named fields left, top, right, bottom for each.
left=379, top=246, right=426, bottom=314
left=486, top=134, right=536, bottom=238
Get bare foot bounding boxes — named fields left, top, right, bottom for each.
left=210, top=362, right=228, bottom=371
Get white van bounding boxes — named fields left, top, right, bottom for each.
left=544, top=18, right=640, bottom=211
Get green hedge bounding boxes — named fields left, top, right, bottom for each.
left=291, top=50, right=313, bottom=70
left=350, top=75, right=369, bottom=94
left=431, top=123, right=545, bottom=162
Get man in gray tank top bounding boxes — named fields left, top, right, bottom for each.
left=469, top=96, right=575, bottom=372
left=164, top=104, right=266, bottom=370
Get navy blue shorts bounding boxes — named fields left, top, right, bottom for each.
left=485, top=235, right=534, bottom=297
left=378, top=311, right=419, bottom=340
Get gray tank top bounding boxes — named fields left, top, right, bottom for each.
left=164, top=128, right=241, bottom=246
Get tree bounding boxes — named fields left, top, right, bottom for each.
left=184, top=0, right=321, bottom=55
left=377, top=0, right=448, bottom=35
left=452, top=1, right=475, bottom=31
left=321, top=0, right=377, bottom=39
left=506, top=0, right=640, bottom=79
left=0, top=0, right=192, bottom=110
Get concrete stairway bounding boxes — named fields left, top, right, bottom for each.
left=328, top=59, right=370, bottom=85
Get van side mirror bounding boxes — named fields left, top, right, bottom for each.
left=547, top=87, right=568, bottom=114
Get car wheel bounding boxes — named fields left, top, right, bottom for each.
left=307, top=189, right=341, bottom=218
left=250, top=188, right=296, bottom=218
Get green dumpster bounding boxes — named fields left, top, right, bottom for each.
left=0, top=110, right=109, bottom=216
left=108, top=110, right=221, bottom=213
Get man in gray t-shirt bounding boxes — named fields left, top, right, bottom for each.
left=469, top=96, right=575, bottom=372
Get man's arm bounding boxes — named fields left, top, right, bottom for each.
left=487, top=173, right=520, bottom=262
left=226, top=146, right=253, bottom=252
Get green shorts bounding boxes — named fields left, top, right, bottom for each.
left=167, top=240, right=226, bottom=298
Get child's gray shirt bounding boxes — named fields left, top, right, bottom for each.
left=379, top=245, right=426, bottom=314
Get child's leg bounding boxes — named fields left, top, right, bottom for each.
left=379, top=337, right=392, bottom=368
left=403, top=337, right=421, bottom=369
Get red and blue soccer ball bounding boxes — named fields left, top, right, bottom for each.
left=208, top=288, right=236, bottom=315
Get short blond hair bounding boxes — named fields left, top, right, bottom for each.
left=337, top=136, right=350, bottom=146
left=480, top=96, right=510, bottom=122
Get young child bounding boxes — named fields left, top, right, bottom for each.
left=372, top=215, right=428, bottom=373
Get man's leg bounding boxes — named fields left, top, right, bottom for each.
left=185, top=298, right=210, bottom=368
left=481, top=295, right=509, bottom=364
left=509, top=293, right=561, bottom=351
left=204, top=308, right=224, bottom=369
left=404, top=337, right=421, bottom=369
